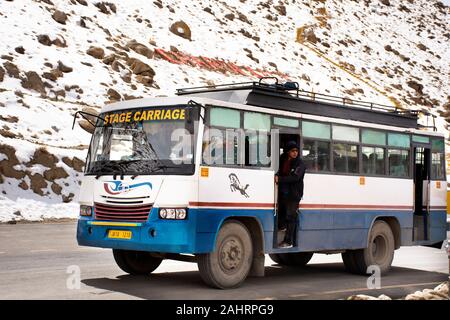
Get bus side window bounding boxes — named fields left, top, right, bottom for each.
left=302, top=139, right=330, bottom=172
left=431, top=139, right=445, bottom=180
left=388, top=149, right=409, bottom=177
left=244, top=131, right=271, bottom=167
left=302, top=139, right=317, bottom=171
left=362, top=147, right=385, bottom=175
left=317, top=141, right=330, bottom=171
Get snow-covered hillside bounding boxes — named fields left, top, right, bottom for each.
left=0, top=0, right=448, bottom=222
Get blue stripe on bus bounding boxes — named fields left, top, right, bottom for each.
left=77, top=208, right=448, bottom=254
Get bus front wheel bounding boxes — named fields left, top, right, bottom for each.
left=113, top=249, right=163, bottom=275
left=342, top=220, right=395, bottom=275
left=197, top=220, right=253, bottom=289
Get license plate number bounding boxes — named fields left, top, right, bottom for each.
left=108, top=230, right=132, bottom=240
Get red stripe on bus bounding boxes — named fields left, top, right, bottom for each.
left=189, top=202, right=274, bottom=208
left=189, top=202, right=414, bottom=210
left=299, top=204, right=413, bottom=210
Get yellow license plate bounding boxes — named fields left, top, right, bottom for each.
left=108, top=230, right=132, bottom=240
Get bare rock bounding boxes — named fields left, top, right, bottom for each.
left=107, top=88, right=121, bottom=101
left=29, top=173, right=47, bottom=196
left=126, top=40, right=154, bottom=59
left=95, top=2, right=117, bottom=14
left=225, top=13, right=235, bottom=21
left=52, top=10, right=68, bottom=25
left=169, top=21, right=192, bottom=40
left=0, top=66, right=4, bottom=82
left=28, top=148, right=58, bottom=168
left=135, top=75, right=154, bottom=87
left=52, top=35, right=67, bottom=48
left=0, top=115, right=18, bottom=123
left=18, top=180, right=29, bottom=190
left=44, top=167, right=69, bottom=181
left=129, top=59, right=155, bottom=76
left=237, top=13, right=251, bottom=25
left=37, top=34, right=52, bottom=46
left=121, top=72, right=131, bottom=83
left=0, top=129, right=19, bottom=139
left=62, top=192, right=75, bottom=203
left=417, top=43, right=428, bottom=51
left=102, top=54, right=117, bottom=65
left=57, top=61, right=73, bottom=73
left=42, top=70, right=61, bottom=82
left=0, top=159, right=26, bottom=179
left=51, top=182, right=62, bottom=195
left=76, top=0, right=87, bottom=5
left=62, top=156, right=84, bottom=172
left=274, top=5, right=286, bottom=16
left=87, top=46, right=105, bottom=59
left=111, top=60, right=124, bottom=72
left=21, top=71, right=46, bottom=95
left=0, top=144, right=19, bottom=164
left=72, top=157, right=85, bottom=172
left=407, top=80, right=424, bottom=95
left=3, top=61, right=20, bottom=78
left=379, top=0, right=390, bottom=5
left=15, top=46, right=25, bottom=54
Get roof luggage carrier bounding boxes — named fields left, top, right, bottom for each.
left=177, top=77, right=435, bottom=130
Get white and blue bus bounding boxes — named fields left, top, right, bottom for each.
left=76, top=78, right=447, bottom=289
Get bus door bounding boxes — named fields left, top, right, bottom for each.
left=412, top=145, right=431, bottom=241
left=272, top=130, right=300, bottom=248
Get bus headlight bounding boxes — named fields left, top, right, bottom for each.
left=159, top=208, right=187, bottom=220
left=80, top=205, right=93, bottom=217
left=175, top=209, right=187, bottom=219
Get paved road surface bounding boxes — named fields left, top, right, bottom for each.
left=0, top=222, right=448, bottom=300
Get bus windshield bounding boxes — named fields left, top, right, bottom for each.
left=85, top=105, right=198, bottom=176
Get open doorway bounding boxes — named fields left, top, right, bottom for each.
left=413, top=146, right=430, bottom=241
left=273, top=132, right=300, bottom=248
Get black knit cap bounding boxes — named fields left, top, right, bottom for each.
left=285, top=141, right=299, bottom=152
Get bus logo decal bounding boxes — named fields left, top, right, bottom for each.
left=229, top=173, right=250, bottom=198
left=103, top=181, right=153, bottom=195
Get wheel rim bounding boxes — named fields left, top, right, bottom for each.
left=219, top=236, right=244, bottom=274
left=371, top=235, right=388, bottom=264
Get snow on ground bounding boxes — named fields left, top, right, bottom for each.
left=0, top=0, right=448, bottom=222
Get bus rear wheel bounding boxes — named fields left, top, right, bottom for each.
left=342, top=221, right=395, bottom=275
left=269, top=252, right=313, bottom=267
left=113, top=249, right=163, bottom=275
left=197, top=220, right=253, bottom=289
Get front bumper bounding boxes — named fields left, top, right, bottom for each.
left=76, top=217, right=204, bottom=254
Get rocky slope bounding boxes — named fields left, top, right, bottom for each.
left=0, top=0, right=448, bottom=221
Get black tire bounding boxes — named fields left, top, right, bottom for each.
left=269, top=253, right=284, bottom=265
left=289, top=252, right=314, bottom=266
left=113, top=249, right=163, bottom=275
left=197, top=220, right=253, bottom=289
left=343, top=221, right=395, bottom=275
left=341, top=251, right=358, bottom=273
left=270, top=252, right=313, bottom=267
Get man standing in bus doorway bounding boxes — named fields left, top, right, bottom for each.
left=275, top=141, right=306, bottom=248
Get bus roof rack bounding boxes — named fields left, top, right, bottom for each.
left=176, top=77, right=427, bottom=129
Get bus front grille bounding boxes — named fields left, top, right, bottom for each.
left=94, top=202, right=152, bottom=222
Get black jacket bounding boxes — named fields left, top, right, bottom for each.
left=276, top=154, right=306, bottom=202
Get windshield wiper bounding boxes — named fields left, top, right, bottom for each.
left=94, top=162, right=127, bottom=180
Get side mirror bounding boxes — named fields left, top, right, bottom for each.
left=73, top=107, right=103, bottom=134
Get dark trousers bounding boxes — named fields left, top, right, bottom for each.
left=278, top=198, right=299, bottom=245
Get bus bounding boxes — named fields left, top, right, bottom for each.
left=75, top=78, right=447, bottom=289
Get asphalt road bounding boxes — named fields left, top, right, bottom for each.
left=0, top=222, right=448, bottom=300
